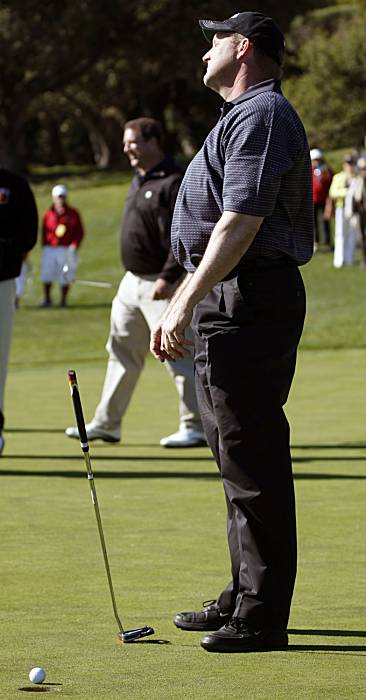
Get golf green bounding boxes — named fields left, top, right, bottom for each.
left=1, top=350, right=365, bottom=698
left=1, top=177, right=365, bottom=697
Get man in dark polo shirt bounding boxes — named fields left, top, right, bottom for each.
left=66, top=117, right=204, bottom=448
left=151, top=12, right=313, bottom=652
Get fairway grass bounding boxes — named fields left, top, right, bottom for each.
left=1, top=176, right=365, bottom=697
left=1, top=352, right=365, bottom=699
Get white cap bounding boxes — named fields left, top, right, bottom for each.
left=310, top=148, right=323, bottom=161
left=52, top=184, right=68, bottom=198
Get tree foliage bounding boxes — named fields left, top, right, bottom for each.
left=284, top=3, right=366, bottom=149
left=0, top=0, right=336, bottom=171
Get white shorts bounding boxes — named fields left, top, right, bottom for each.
left=41, top=246, right=79, bottom=284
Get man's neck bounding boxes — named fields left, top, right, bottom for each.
left=217, top=68, right=277, bottom=102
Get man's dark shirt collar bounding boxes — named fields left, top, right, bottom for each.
left=220, top=79, right=282, bottom=117
left=137, top=155, right=177, bottom=184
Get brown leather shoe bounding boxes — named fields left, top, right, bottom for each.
left=201, top=617, right=289, bottom=653
left=173, top=600, right=232, bottom=631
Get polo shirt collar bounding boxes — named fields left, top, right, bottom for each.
left=220, top=79, right=282, bottom=117
left=137, top=156, right=173, bottom=184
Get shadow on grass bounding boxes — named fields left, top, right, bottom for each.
left=289, top=628, right=366, bottom=638
left=287, top=628, right=366, bottom=654
left=1, top=468, right=216, bottom=479
left=287, top=644, right=365, bottom=653
left=18, top=684, right=62, bottom=693
left=1, top=467, right=366, bottom=480
left=2, top=454, right=213, bottom=462
left=6, top=450, right=364, bottom=464
left=134, top=639, right=171, bottom=645
left=6, top=428, right=66, bottom=434
left=177, top=641, right=365, bottom=654
left=292, top=443, right=366, bottom=449
left=23, top=302, right=112, bottom=310
left=294, top=456, right=366, bottom=463
left=5, top=431, right=366, bottom=451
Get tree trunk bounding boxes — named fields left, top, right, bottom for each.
left=86, top=121, right=111, bottom=169
left=0, top=117, right=28, bottom=174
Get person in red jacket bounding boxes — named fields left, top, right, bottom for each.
left=40, top=184, right=84, bottom=307
left=310, top=148, right=333, bottom=251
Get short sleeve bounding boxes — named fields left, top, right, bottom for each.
left=222, top=96, right=296, bottom=217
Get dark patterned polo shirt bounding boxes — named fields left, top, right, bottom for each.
left=171, top=79, right=314, bottom=272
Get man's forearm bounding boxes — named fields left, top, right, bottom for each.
left=159, top=272, right=193, bottom=320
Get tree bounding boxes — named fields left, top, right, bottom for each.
left=0, top=0, right=136, bottom=171
left=1, top=0, right=332, bottom=171
left=283, top=3, right=366, bottom=149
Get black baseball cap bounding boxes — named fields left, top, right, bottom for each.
left=199, top=11, right=285, bottom=66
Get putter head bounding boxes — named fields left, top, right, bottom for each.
left=118, top=626, right=155, bottom=643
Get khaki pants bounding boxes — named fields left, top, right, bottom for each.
left=0, top=278, right=16, bottom=414
left=93, top=271, right=202, bottom=436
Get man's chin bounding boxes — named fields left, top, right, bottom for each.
left=203, top=72, right=219, bottom=93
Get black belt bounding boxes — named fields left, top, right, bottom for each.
left=223, top=256, right=297, bottom=280
left=241, top=256, right=297, bottom=270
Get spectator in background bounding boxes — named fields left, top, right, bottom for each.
left=310, top=148, right=333, bottom=251
left=0, top=168, right=38, bottom=455
left=66, top=117, right=205, bottom=448
left=345, top=156, right=366, bottom=268
left=329, top=154, right=357, bottom=268
left=357, top=157, right=366, bottom=267
left=40, top=184, right=84, bottom=307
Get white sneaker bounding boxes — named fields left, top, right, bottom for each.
left=65, top=422, right=120, bottom=443
left=160, top=429, right=207, bottom=448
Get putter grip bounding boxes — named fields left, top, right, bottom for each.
left=67, top=370, right=88, bottom=448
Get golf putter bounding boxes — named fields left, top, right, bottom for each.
left=67, top=369, right=154, bottom=643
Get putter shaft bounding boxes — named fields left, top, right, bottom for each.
left=67, top=370, right=124, bottom=635
left=83, top=450, right=125, bottom=634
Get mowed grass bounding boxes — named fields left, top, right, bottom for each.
left=1, top=174, right=365, bottom=698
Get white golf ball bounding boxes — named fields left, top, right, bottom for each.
left=29, top=667, right=46, bottom=684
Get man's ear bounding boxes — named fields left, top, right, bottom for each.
left=236, top=37, right=253, bottom=60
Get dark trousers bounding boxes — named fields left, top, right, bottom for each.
left=193, top=263, right=306, bottom=631
left=314, top=202, right=331, bottom=246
